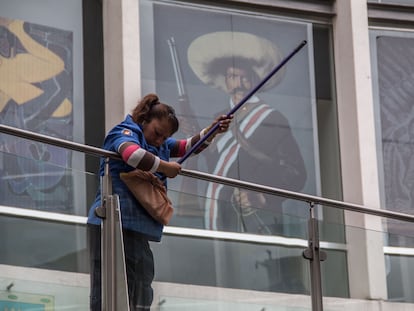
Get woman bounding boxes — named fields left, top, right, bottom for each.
left=87, top=93, right=232, bottom=310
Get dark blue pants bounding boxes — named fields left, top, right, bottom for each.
left=88, top=224, right=155, bottom=311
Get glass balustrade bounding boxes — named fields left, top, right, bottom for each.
left=321, top=211, right=414, bottom=310
left=0, top=148, right=92, bottom=309
left=1, top=132, right=414, bottom=311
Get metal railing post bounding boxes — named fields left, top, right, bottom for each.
left=95, top=158, right=117, bottom=311
left=303, top=203, right=327, bottom=311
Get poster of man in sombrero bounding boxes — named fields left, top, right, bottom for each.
left=141, top=2, right=320, bottom=237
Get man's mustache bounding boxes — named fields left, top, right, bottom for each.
left=230, top=87, right=249, bottom=95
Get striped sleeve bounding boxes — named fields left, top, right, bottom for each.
left=119, top=142, right=160, bottom=173
left=169, top=129, right=211, bottom=158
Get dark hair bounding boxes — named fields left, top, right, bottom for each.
left=131, top=93, right=179, bottom=134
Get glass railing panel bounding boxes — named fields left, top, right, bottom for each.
left=386, top=254, right=414, bottom=303
left=153, top=190, right=350, bottom=310
left=168, top=181, right=345, bottom=245
left=170, top=181, right=305, bottom=236
left=0, top=215, right=87, bottom=272
left=151, top=233, right=313, bottom=310
left=384, top=217, right=414, bottom=248
left=0, top=271, right=89, bottom=310
left=3, top=130, right=414, bottom=310
left=154, top=295, right=312, bottom=311
left=161, top=189, right=414, bottom=310
left=0, top=141, right=99, bottom=271
left=0, top=146, right=98, bottom=310
left=319, top=207, right=414, bottom=309
left=0, top=213, right=90, bottom=310
left=383, top=218, right=414, bottom=303
left=153, top=233, right=310, bottom=293
left=0, top=136, right=100, bottom=217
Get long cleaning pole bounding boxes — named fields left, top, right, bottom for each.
left=177, top=40, right=307, bottom=164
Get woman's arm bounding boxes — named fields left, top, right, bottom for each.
left=170, top=114, right=233, bottom=158
left=119, top=142, right=181, bottom=178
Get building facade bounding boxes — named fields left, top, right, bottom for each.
left=0, top=0, right=414, bottom=310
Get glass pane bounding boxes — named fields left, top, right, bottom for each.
left=0, top=216, right=90, bottom=309
left=370, top=30, right=414, bottom=248
left=386, top=254, right=414, bottom=302
left=143, top=0, right=317, bottom=201
left=368, top=0, right=414, bottom=5
left=151, top=235, right=313, bottom=310
left=0, top=275, right=89, bottom=310
left=0, top=215, right=87, bottom=272
left=169, top=185, right=311, bottom=238
left=0, top=0, right=86, bottom=215
left=153, top=202, right=414, bottom=309
left=155, top=191, right=348, bottom=307
left=169, top=183, right=345, bottom=243
left=0, top=147, right=132, bottom=310
left=0, top=149, right=91, bottom=309
left=140, top=0, right=342, bottom=241
left=0, top=136, right=98, bottom=216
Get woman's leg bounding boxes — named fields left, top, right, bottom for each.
left=123, top=229, right=155, bottom=311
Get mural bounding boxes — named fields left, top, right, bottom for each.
left=0, top=17, right=73, bottom=213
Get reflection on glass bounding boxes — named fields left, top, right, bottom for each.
left=0, top=215, right=89, bottom=309
left=0, top=276, right=89, bottom=310
left=152, top=234, right=313, bottom=295
left=0, top=147, right=97, bottom=216
left=0, top=215, right=87, bottom=272
left=386, top=255, right=414, bottom=303
left=0, top=145, right=74, bottom=213
left=169, top=187, right=310, bottom=239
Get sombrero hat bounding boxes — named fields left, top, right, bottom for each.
left=187, top=31, right=285, bottom=92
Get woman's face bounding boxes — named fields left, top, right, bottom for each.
left=142, top=117, right=173, bottom=147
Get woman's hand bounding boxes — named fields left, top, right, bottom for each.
left=215, top=114, right=233, bottom=134
left=158, top=160, right=182, bottom=178
left=204, top=114, right=233, bottom=142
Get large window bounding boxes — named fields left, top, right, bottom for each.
left=0, top=0, right=104, bottom=274
left=140, top=0, right=341, bottom=241
left=0, top=0, right=85, bottom=215
left=370, top=30, right=414, bottom=248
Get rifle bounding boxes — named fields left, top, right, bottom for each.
left=167, top=37, right=200, bottom=135
left=167, top=37, right=201, bottom=215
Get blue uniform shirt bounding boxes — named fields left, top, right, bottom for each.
left=87, top=114, right=177, bottom=242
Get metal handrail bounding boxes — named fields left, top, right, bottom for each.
left=0, top=124, right=120, bottom=160
left=1, top=123, right=414, bottom=223
left=180, top=170, right=414, bottom=223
